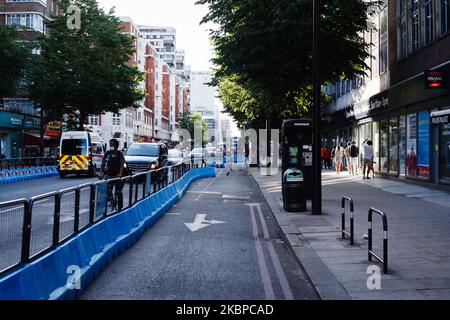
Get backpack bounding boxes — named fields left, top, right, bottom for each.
left=105, top=151, right=123, bottom=176
left=350, top=145, right=359, bottom=158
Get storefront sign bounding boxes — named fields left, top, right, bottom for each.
left=346, top=91, right=389, bottom=120
left=417, top=111, right=430, bottom=179
left=432, top=115, right=449, bottom=124
left=0, top=112, right=24, bottom=129
left=431, top=109, right=450, bottom=125
left=425, top=70, right=445, bottom=89
left=45, top=121, right=62, bottom=138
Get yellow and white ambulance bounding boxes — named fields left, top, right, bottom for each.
left=58, top=131, right=105, bottom=178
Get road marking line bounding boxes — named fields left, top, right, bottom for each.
left=187, top=191, right=222, bottom=195
left=195, top=172, right=219, bottom=202
left=255, top=203, right=270, bottom=240
left=251, top=202, right=294, bottom=300
left=267, top=242, right=294, bottom=300
left=249, top=205, right=275, bottom=300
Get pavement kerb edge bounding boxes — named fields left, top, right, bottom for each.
left=249, top=169, right=351, bottom=300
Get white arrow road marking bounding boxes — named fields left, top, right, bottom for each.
left=184, top=214, right=226, bottom=232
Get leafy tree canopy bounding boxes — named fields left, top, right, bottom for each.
left=0, top=25, right=30, bottom=102
left=197, top=0, right=376, bottom=126
left=178, top=111, right=209, bottom=146
left=27, top=0, right=145, bottom=129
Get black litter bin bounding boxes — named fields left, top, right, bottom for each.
left=282, top=167, right=306, bottom=212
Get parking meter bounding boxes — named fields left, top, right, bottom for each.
left=281, top=119, right=313, bottom=211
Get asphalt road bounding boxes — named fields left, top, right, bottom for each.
left=0, top=175, right=97, bottom=271
left=80, top=168, right=319, bottom=300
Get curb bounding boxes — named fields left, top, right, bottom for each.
left=249, top=169, right=351, bottom=300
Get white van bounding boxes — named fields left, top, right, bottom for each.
left=58, top=131, right=105, bottom=178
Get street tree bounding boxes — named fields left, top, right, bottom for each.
left=197, top=0, right=376, bottom=123
left=0, top=25, right=30, bottom=103
left=178, top=111, right=209, bottom=146
left=27, top=0, right=145, bottom=129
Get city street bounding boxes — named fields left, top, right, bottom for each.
left=80, top=169, right=318, bottom=300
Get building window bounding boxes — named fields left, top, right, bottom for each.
left=379, top=6, right=388, bottom=73
left=399, top=0, right=408, bottom=59
left=424, top=0, right=434, bottom=44
left=5, top=13, right=44, bottom=33
left=441, top=0, right=450, bottom=35
left=113, top=113, right=121, bottom=126
left=89, top=115, right=99, bottom=126
left=410, top=0, right=421, bottom=52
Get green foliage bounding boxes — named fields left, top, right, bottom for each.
left=178, top=111, right=209, bottom=146
left=197, top=0, right=374, bottom=127
left=0, top=25, right=30, bottom=101
left=27, top=0, right=145, bottom=129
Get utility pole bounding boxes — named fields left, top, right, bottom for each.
left=312, top=0, right=322, bottom=215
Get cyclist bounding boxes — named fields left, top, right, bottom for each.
left=100, top=139, right=126, bottom=210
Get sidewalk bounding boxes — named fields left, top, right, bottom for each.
left=251, top=167, right=450, bottom=300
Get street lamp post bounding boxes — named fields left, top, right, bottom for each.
left=312, top=0, right=322, bottom=215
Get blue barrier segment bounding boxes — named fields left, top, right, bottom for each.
left=0, top=166, right=58, bottom=184
left=0, top=166, right=216, bottom=300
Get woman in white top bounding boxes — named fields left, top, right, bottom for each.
left=334, top=145, right=344, bottom=174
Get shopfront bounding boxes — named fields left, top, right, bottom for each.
left=325, top=92, right=448, bottom=184
left=325, top=64, right=450, bottom=185
left=431, top=109, right=450, bottom=183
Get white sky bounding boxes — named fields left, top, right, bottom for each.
left=97, top=0, right=215, bottom=71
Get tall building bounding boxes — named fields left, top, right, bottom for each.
left=0, top=0, right=60, bottom=158
left=138, top=25, right=176, bottom=67
left=190, top=71, right=218, bottom=143
left=323, top=0, right=450, bottom=186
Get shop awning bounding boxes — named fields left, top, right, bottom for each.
left=24, top=132, right=53, bottom=140
left=23, top=132, right=58, bottom=147
left=430, top=109, right=450, bottom=125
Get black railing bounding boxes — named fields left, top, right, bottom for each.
left=0, top=157, right=57, bottom=170
left=368, top=208, right=388, bottom=274
left=0, top=161, right=197, bottom=276
left=341, top=196, right=355, bottom=245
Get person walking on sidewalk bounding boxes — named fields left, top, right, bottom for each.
left=350, top=141, right=359, bottom=175
left=344, top=142, right=351, bottom=173
left=362, top=139, right=374, bottom=179
left=334, top=145, right=344, bottom=174
left=324, top=147, right=331, bottom=170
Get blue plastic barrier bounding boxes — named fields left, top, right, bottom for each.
left=0, top=166, right=216, bottom=300
left=0, top=165, right=58, bottom=184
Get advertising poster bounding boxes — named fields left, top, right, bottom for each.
left=417, top=111, right=430, bottom=179
left=406, top=114, right=417, bottom=177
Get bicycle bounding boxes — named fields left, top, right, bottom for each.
left=100, top=175, right=124, bottom=213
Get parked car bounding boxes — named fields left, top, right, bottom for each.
left=58, top=131, right=105, bottom=178
left=188, top=148, right=205, bottom=162
left=168, top=149, right=184, bottom=166
left=205, top=147, right=216, bottom=157
left=124, top=143, right=168, bottom=175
